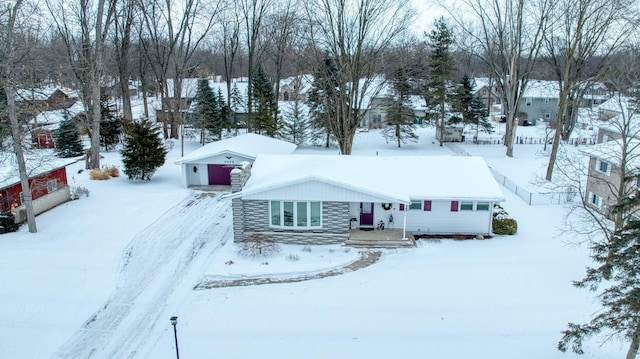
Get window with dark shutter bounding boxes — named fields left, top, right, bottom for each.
left=450, top=201, right=459, bottom=212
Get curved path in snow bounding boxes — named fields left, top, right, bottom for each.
left=193, top=250, right=382, bottom=289
left=53, top=191, right=231, bottom=359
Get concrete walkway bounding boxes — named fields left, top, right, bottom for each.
left=193, top=250, right=382, bottom=289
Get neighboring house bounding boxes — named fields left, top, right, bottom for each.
left=581, top=138, right=640, bottom=218
left=15, top=86, right=79, bottom=118
left=278, top=74, right=314, bottom=102
left=472, top=77, right=502, bottom=118
left=435, top=126, right=464, bottom=142
left=519, top=80, right=560, bottom=126
left=228, top=154, right=505, bottom=245
left=597, top=95, right=634, bottom=121
left=158, top=77, right=250, bottom=127
left=28, top=101, right=86, bottom=149
left=175, top=133, right=297, bottom=187
left=0, top=156, right=75, bottom=222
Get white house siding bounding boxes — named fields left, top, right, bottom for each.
left=349, top=200, right=493, bottom=235
left=238, top=200, right=351, bottom=244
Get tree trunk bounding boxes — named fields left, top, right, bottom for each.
left=7, top=84, right=37, bottom=233
left=89, top=71, right=102, bottom=169
left=626, top=324, right=640, bottom=359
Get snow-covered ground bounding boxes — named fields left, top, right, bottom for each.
left=0, top=123, right=625, bottom=358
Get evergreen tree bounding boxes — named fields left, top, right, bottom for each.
left=558, top=195, right=640, bottom=357
left=453, top=74, right=492, bottom=140
left=383, top=67, right=418, bottom=147
left=100, top=95, right=125, bottom=151
left=251, top=65, right=278, bottom=136
left=194, top=78, right=218, bottom=143
left=55, top=116, right=84, bottom=158
left=216, top=88, right=230, bottom=138
left=308, top=53, right=339, bottom=148
left=121, top=119, right=167, bottom=181
left=427, top=17, right=457, bottom=146
left=230, top=82, right=244, bottom=132
left=280, top=100, right=310, bottom=145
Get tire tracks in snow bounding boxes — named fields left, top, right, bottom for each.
left=53, top=191, right=231, bottom=359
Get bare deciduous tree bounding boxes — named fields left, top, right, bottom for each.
left=445, top=0, right=551, bottom=157
left=0, top=0, right=37, bottom=232
left=543, top=0, right=634, bottom=181
left=47, top=0, right=117, bottom=169
left=304, top=0, right=414, bottom=155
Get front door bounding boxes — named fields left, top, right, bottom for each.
left=360, top=202, right=374, bottom=226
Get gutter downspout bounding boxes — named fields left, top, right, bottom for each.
left=402, top=205, right=408, bottom=240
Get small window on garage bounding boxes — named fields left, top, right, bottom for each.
left=460, top=201, right=474, bottom=211
left=476, top=202, right=490, bottom=211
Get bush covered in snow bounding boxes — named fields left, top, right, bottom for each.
left=492, top=204, right=518, bottom=235
left=237, top=234, right=280, bottom=258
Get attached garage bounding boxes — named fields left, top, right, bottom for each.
left=176, top=133, right=297, bottom=188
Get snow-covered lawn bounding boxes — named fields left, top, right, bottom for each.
left=0, top=125, right=625, bottom=358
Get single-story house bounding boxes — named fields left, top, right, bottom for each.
left=228, top=155, right=505, bottom=245
left=175, top=133, right=297, bottom=187
left=0, top=155, right=76, bottom=222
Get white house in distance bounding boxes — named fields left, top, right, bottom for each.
left=175, top=133, right=297, bottom=187
left=229, top=154, right=505, bottom=245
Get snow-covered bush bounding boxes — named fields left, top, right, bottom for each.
left=492, top=203, right=518, bottom=235
left=237, top=234, right=280, bottom=258
left=70, top=185, right=90, bottom=200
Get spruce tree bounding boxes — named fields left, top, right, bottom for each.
left=230, top=83, right=244, bottom=132
left=251, top=65, right=278, bottom=136
left=453, top=74, right=492, bottom=140
left=427, top=17, right=457, bottom=146
left=558, top=201, right=640, bottom=357
left=383, top=66, right=418, bottom=147
left=280, top=101, right=310, bottom=145
left=194, top=78, right=218, bottom=143
left=100, top=95, right=124, bottom=151
left=121, top=119, right=167, bottom=181
left=55, top=116, right=84, bottom=158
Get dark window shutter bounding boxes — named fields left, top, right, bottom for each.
left=450, top=201, right=459, bottom=212
left=399, top=204, right=405, bottom=211
left=423, top=200, right=432, bottom=211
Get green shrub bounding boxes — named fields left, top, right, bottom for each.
left=493, top=218, right=518, bottom=235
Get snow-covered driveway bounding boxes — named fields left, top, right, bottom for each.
left=53, top=191, right=231, bottom=359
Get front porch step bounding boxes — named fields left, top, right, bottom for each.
left=344, top=239, right=416, bottom=248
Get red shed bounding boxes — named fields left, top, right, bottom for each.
left=0, top=156, right=76, bottom=221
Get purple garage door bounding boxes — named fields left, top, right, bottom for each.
left=207, top=164, right=234, bottom=185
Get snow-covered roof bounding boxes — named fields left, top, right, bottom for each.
left=166, top=78, right=250, bottom=113
left=523, top=80, right=559, bottom=99
left=0, top=151, right=77, bottom=189
left=598, top=95, right=635, bottom=113
left=235, top=154, right=505, bottom=203
left=175, top=133, right=297, bottom=164
left=15, top=86, right=78, bottom=102
left=279, top=74, right=314, bottom=95
left=29, top=101, right=85, bottom=127
left=581, top=139, right=640, bottom=170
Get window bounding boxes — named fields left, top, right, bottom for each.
left=270, top=201, right=322, bottom=228
left=589, top=192, right=601, bottom=208
left=544, top=98, right=550, bottom=104
left=450, top=201, right=459, bottom=212
left=19, top=192, right=24, bottom=204
left=596, top=159, right=610, bottom=175
left=423, top=200, right=432, bottom=211
left=46, top=179, right=58, bottom=193
left=460, top=201, right=474, bottom=211
left=544, top=113, right=551, bottom=120
left=399, top=204, right=405, bottom=211
left=526, top=98, right=532, bottom=106
left=409, top=200, right=422, bottom=210
left=283, top=91, right=289, bottom=101
left=476, top=202, right=490, bottom=211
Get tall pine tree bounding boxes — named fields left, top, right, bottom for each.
left=453, top=74, right=491, bottom=140
left=251, top=65, right=278, bottom=136
left=280, top=100, right=310, bottom=145
left=558, top=194, right=640, bottom=357
left=383, top=66, right=418, bottom=147
left=55, top=116, right=84, bottom=158
left=194, top=78, right=218, bottom=144
left=100, top=95, right=125, bottom=151
left=121, top=119, right=167, bottom=181
left=427, top=17, right=457, bottom=146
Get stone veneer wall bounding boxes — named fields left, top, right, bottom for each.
left=230, top=163, right=252, bottom=242
left=242, top=201, right=351, bottom=245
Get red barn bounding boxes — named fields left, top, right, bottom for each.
left=0, top=157, right=76, bottom=222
